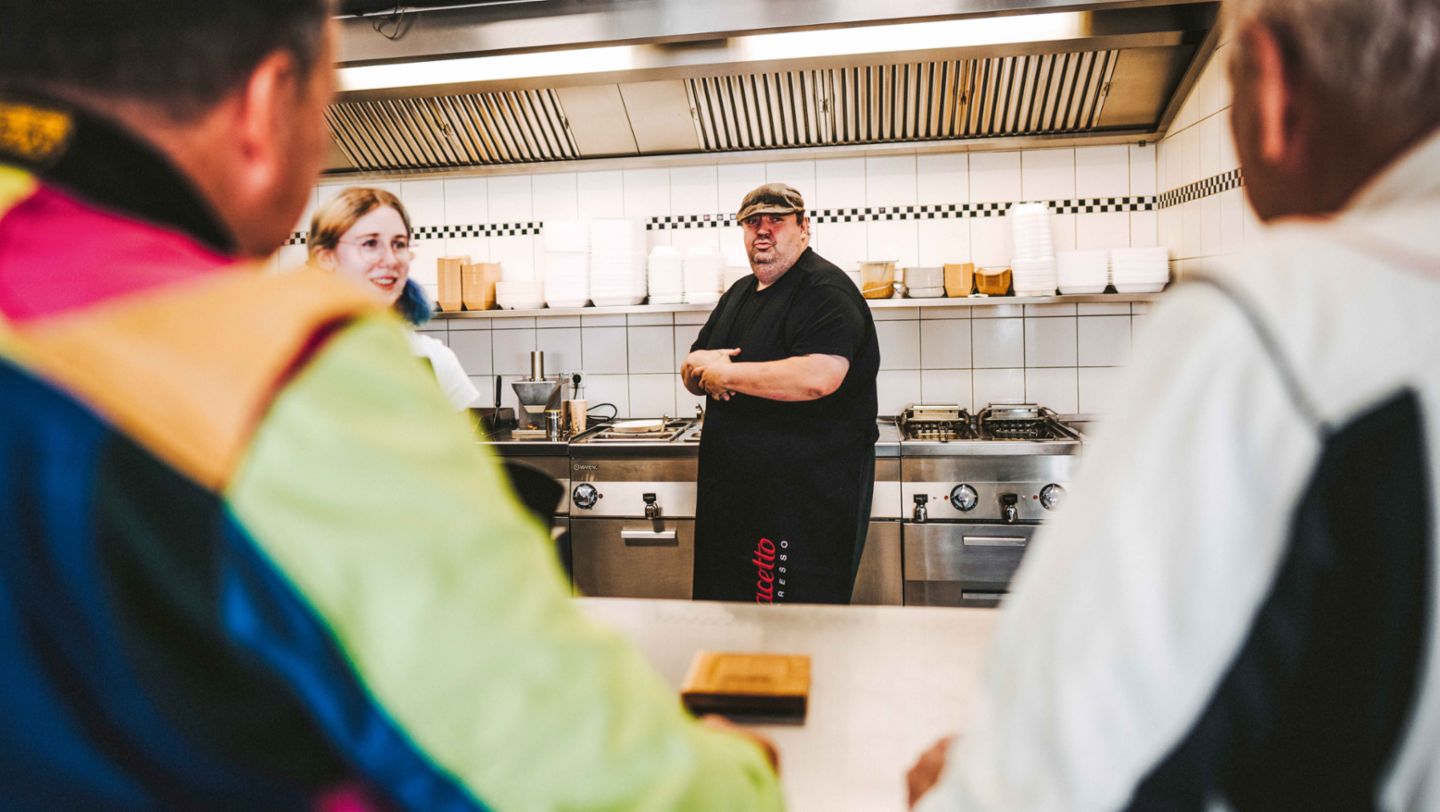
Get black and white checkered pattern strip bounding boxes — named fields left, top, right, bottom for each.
left=645, top=197, right=1156, bottom=229
left=284, top=232, right=307, bottom=246
left=289, top=222, right=542, bottom=244
left=1158, top=168, right=1245, bottom=209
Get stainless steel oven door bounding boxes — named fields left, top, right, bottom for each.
left=851, top=520, right=902, bottom=605
left=902, top=522, right=1037, bottom=607
left=570, top=517, right=695, bottom=599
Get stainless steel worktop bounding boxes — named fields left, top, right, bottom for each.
left=484, top=417, right=904, bottom=457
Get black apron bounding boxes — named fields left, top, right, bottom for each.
left=691, top=271, right=874, bottom=605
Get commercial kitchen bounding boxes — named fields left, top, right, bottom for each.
left=267, top=0, right=1432, bottom=809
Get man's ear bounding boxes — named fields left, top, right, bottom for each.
left=1244, top=21, right=1294, bottom=165
left=230, top=49, right=301, bottom=200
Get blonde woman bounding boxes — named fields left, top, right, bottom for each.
left=309, top=188, right=479, bottom=410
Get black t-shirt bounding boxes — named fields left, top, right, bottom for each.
left=692, top=247, right=879, bottom=439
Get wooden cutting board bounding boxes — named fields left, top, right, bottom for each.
left=681, top=651, right=810, bottom=720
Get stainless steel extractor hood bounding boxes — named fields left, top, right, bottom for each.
left=324, top=0, right=1221, bottom=173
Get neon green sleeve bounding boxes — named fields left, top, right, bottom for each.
left=225, top=315, right=783, bottom=811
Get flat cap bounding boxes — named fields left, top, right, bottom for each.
left=737, top=183, right=806, bottom=221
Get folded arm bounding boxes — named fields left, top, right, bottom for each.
left=702, top=353, right=849, bottom=402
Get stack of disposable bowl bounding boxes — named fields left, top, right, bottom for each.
left=1008, top=202, right=1058, bottom=296
left=495, top=279, right=545, bottom=310
left=720, top=247, right=751, bottom=292
left=588, top=218, right=648, bottom=306
left=682, top=245, right=723, bottom=305
left=1109, top=247, right=1171, bottom=293
left=541, top=219, right=590, bottom=308
left=647, top=245, right=684, bottom=305
left=1055, top=249, right=1110, bottom=294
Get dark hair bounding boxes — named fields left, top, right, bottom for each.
left=0, top=1, right=331, bottom=120
left=394, top=278, right=434, bottom=327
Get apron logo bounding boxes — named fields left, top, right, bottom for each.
left=0, top=102, right=74, bottom=164
left=754, top=537, right=790, bottom=603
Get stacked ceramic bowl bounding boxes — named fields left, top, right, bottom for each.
left=1109, top=247, right=1171, bottom=292
left=648, top=245, right=684, bottom=305
left=588, top=218, right=648, bottom=306
left=683, top=245, right=723, bottom=305
left=541, top=219, right=590, bottom=308
left=495, top=279, right=545, bottom=310
left=1055, top=249, right=1110, bottom=294
left=1008, top=202, right=1058, bottom=296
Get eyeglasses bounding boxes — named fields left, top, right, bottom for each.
left=337, top=236, right=414, bottom=263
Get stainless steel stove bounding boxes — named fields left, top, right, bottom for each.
left=898, top=403, right=1083, bottom=607
left=579, top=418, right=695, bottom=444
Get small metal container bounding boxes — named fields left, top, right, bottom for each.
left=545, top=410, right=563, bottom=440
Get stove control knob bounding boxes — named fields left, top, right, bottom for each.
left=1039, top=483, right=1066, bottom=511
left=573, top=483, right=599, bottom=510
left=950, top=484, right=979, bottom=512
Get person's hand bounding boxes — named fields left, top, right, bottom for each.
left=906, top=736, right=953, bottom=808
left=701, top=715, right=780, bottom=774
left=681, top=348, right=741, bottom=388
left=698, top=360, right=736, bottom=400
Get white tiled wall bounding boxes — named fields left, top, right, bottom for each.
left=290, top=141, right=1163, bottom=416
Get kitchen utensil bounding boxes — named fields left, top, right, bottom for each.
left=859, top=260, right=897, bottom=300
left=943, top=263, right=974, bottom=297
left=512, top=379, right=562, bottom=428
left=975, top=266, right=1012, bottom=296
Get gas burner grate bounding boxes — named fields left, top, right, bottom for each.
left=898, top=405, right=977, bottom=441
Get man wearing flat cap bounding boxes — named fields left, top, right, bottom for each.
left=682, top=183, right=880, bottom=604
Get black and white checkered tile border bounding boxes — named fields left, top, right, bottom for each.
left=286, top=221, right=542, bottom=246
left=644, top=197, right=1156, bottom=230
left=1157, top=168, right=1245, bottom=210
left=284, top=232, right=307, bottom=246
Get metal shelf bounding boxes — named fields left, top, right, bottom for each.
left=434, top=291, right=1165, bottom=320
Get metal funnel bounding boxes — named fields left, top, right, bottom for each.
left=512, top=379, right=561, bottom=428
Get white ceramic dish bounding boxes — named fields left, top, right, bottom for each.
left=590, top=295, right=647, bottom=307
left=905, top=286, right=946, bottom=298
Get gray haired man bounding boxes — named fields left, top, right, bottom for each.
left=910, top=0, right=1440, bottom=808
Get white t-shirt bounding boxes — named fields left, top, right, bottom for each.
left=407, top=331, right=480, bottom=410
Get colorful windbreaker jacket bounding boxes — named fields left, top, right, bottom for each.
left=0, top=95, right=781, bottom=811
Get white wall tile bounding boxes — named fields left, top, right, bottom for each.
left=471, top=376, right=497, bottom=410
left=450, top=316, right=495, bottom=331
left=1025, top=368, right=1078, bottom=413
left=577, top=171, right=623, bottom=219
left=537, top=315, right=582, bottom=329
left=676, top=375, right=706, bottom=416
left=674, top=323, right=703, bottom=362
left=674, top=310, right=712, bottom=326
left=1219, top=115, right=1240, bottom=173
left=1160, top=207, right=1181, bottom=255
left=444, top=178, right=488, bottom=225
left=536, top=327, right=582, bottom=374
left=622, top=168, right=670, bottom=218
left=765, top=160, right=816, bottom=208
left=1201, top=196, right=1223, bottom=257
left=670, top=165, right=719, bottom=214
left=970, top=217, right=1010, bottom=267
left=917, top=219, right=970, bottom=266
left=408, top=240, right=446, bottom=288
left=1079, top=367, right=1125, bottom=414
left=1077, top=315, right=1131, bottom=367
left=1180, top=126, right=1201, bottom=187
left=1182, top=200, right=1203, bottom=259
left=401, top=179, right=447, bottom=226
left=1075, top=145, right=1131, bottom=199
left=973, top=368, right=1025, bottom=409
left=1051, top=213, right=1077, bottom=253
left=866, top=155, right=917, bottom=206
left=629, top=374, right=677, bottom=417
left=1242, top=195, right=1265, bottom=249
left=582, top=326, right=629, bottom=374
left=918, top=153, right=969, bottom=205
left=718, top=163, right=767, bottom=213
left=627, top=312, right=672, bottom=327
left=1131, top=211, right=1158, bottom=248
left=920, top=319, right=971, bottom=369
left=490, top=235, right=536, bottom=281
left=584, top=374, right=630, bottom=417
left=1221, top=188, right=1244, bottom=255
left=1021, top=148, right=1076, bottom=201
left=1165, top=132, right=1184, bottom=190
left=293, top=188, right=320, bottom=234
left=1077, top=302, right=1130, bottom=316
left=876, top=320, right=921, bottom=370
left=1024, top=316, right=1077, bottom=367
left=815, top=158, right=867, bottom=210
left=488, top=175, right=534, bottom=221
left=1200, top=46, right=1233, bottom=120
left=272, top=244, right=310, bottom=272
left=867, top=220, right=919, bottom=269
left=1200, top=115, right=1222, bottom=180
left=532, top=172, right=578, bottom=221
left=492, top=327, right=537, bottom=375
left=1076, top=212, right=1130, bottom=251
left=1130, top=144, right=1158, bottom=198
left=1024, top=304, right=1075, bottom=317
left=970, top=151, right=1023, bottom=203
left=580, top=313, right=627, bottom=328
left=817, top=221, right=867, bottom=271
left=671, top=229, right=721, bottom=254
left=876, top=370, right=922, bottom=415
left=972, top=304, right=1023, bottom=319
left=972, top=318, right=1024, bottom=368
left=920, top=369, right=973, bottom=407
left=628, top=325, right=676, bottom=374
left=444, top=236, right=488, bottom=264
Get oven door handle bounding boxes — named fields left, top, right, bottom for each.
left=962, top=535, right=1028, bottom=548
left=621, top=529, right=679, bottom=546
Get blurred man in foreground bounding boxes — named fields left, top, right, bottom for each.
left=0, top=2, right=780, bottom=808
left=910, top=0, right=1440, bottom=808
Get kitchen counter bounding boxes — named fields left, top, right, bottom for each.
left=482, top=417, right=904, bottom=457
left=577, top=597, right=998, bottom=812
